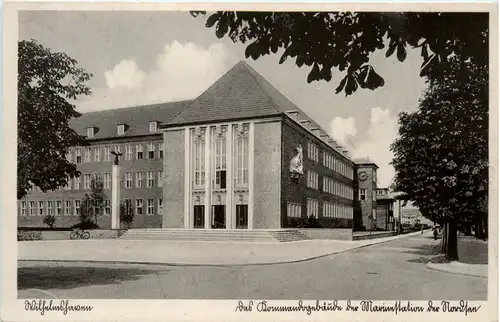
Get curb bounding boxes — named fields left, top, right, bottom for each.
left=426, top=255, right=488, bottom=278
left=19, top=231, right=422, bottom=267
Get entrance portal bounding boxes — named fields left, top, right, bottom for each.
left=193, top=205, right=204, bottom=228
left=211, top=205, right=226, bottom=229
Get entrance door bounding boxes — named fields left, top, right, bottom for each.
left=236, top=205, right=248, bottom=229
left=211, top=205, right=226, bottom=229
left=193, top=205, right=205, bottom=228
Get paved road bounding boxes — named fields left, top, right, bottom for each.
left=18, top=234, right=486, bottom=300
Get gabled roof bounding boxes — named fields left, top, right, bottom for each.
left=70, top=100, right=192, bottom=139
left=164, top=61, right=328, bottom=133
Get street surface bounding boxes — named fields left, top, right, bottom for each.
left=18, top=234, right=486, bottom=300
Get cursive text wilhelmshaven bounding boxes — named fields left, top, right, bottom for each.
left=24, top=300, right=93, bottom=315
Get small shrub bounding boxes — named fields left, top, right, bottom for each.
left=43, top=215, right=56, bottom=228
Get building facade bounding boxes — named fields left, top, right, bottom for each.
left=18, top=61, right=385, bottom=231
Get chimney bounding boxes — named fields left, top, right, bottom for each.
left=286, top=111, right=300, bottom=122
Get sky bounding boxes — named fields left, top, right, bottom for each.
left=19, top=11, right=429, bottom=189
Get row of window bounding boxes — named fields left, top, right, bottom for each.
left=191, top=124, right=249, bottom=190
left=323, top=177, right=354, bottom=199
left=306, top=171, right=354, bottom=200
left=67, top=142, right=164, bottom=164
left=359, top=189, right=377, bottom=201
left=287, top=200, right=353, bottom=219
left=323, top=151, right=354, bottom=179
left=19, top=198, right=164, bottom=217
left=306, top=142, right=354, bottom=179
left=54, top=171, right=164, bottom=191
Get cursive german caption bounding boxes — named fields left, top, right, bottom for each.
left=25, top=300, right=93, bottom=315
left=235, top=300, right=481, bottom=316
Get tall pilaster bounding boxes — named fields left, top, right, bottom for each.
left=111, top=164, right=120, bottom=229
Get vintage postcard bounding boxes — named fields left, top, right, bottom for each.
left=2, top=2, right=498, bottom=321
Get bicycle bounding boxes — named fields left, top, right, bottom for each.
left=70, top=228, right=90, bottom=240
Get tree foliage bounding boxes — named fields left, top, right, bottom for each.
left=18, top=39, right=93, bottom=199
left=192, top=12, right=488, bottom=96
left=390, top=58, right=488, bottom=259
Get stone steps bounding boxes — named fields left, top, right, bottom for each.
left=119, top=229, right=311, bottom=243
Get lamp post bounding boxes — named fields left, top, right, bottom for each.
left=110, top=151, right=122, bottom=230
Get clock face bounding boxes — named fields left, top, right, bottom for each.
left=359, top=171, right=368, bottom=181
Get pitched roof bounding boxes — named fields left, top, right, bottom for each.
left=70, top=100, right=192, bottom=139
left=164, top=61, right=329, bottom=134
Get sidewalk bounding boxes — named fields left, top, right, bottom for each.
left=426, top=233, right=488, bottom=278
left=18, top=231, right=423, bottom=266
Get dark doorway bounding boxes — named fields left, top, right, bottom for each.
left=236, top=205, right=248, bottom=229
left=212, top=205, right=226, bottom=229
left=193, top=205, right=204, bottom=228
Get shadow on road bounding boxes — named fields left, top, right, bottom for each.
left=18, top=265, right=168, bottom=291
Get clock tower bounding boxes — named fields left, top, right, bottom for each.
left=354, top=158, right=379, bottom=231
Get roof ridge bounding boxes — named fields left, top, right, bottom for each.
left=78, top=99, right=193, bottom=115
left=166, top=60, right=245, bottom=125
left=241, top=61, right=283, bottom=115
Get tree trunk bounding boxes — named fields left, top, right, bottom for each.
left=440, top=222, right=448, bottom=254
left=445, top=220, right=459, bottom=261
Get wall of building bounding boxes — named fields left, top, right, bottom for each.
left=18, top=135, right=165, bottom=229
left=281, top=119, right=354, bottom=229
left=162, top=129, right=185, bottom=228
left=253, top=121, right=282, bottom=229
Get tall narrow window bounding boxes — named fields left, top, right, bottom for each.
left=136, top=172, right=143, bottom=188
left=158, top=142, right=164, bottom=158
left=147, top=171, right=154, bottom=187
left=66, top=150, right=72, bottom=163
left=147, top=199, right=154, bottom=215
left=65, top=176, right=72, bottom=190
left=236, top=205, right=248, bottom=229
left=148, top=143, right=155, bottom=159
left=65, top=200, right=72, bottom=216
left=47, top=201, right=53, bottom=215
left=38, top=201, right=45, bottom=216
left=94, top=146, right=101, bottom=162
left=192, top=128, right=206, bottom=189
left=193, top=205, right=205, bottom=228
left=307, top=198, right=319, bottom=218
left=125, top=172, right=132, bottom=188
left=125, top=144, right=132, bottom=160
left=84, top=174, right=91, bottom=190
left=136, top=144, right=143, bottom=159
left=20, top=201, right=27, bottom=216
left=75, top=200, right=81, bottom=216
left=84, top=147, right=91, bottom=162
left=213, top=126, right=227, bottom=190
left=158, top=170, right=164, bottom=187
left=74, top=176, right=81, bottom=190
left=75, top=148, right=82, bottom=163
left=136, top=199, right=143, bottom=215
left=234, top=124, right=249, bottom=187
left=157, top=198, right=163, bottom=216
left=104, top=146, right=111, bottom=162
left=31, top=201, right=37, bottom=216
left=125, top=199, right=132, bottom=210
left=56, top=201, right=62, bottom=216
left=104, top=173, right=111, bottom=189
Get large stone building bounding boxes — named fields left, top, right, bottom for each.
left=18, top=61, right=392, bottom=231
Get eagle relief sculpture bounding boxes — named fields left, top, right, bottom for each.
left=290, top=145, right=303, bottom=182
